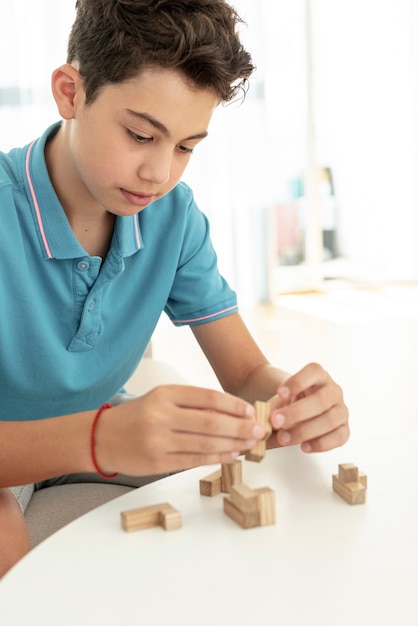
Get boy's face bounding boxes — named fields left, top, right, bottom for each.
left=57, top=66, right=219, bottom=216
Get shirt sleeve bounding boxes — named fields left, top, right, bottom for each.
left=164, top=189, right=238, bottom=326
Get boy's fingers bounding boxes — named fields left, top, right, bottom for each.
left=272, top=381, right=344, bottom=430
left=300, top=424, right=350, bottom=453
left=172, top=408, right=264, bottom=441
left=156, top=385, right=254, bottom=419
left=169, top=432, right=256, bottom=455
left=168, top=451, right=243, bottom=470
left=275, top=402, right=345, bottom=445
left=277, top=362, right=329, bottom=401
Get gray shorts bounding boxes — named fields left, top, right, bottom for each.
left=10, top=471, right=171, bottom=513
left=9, top=392, right=172, bottom=512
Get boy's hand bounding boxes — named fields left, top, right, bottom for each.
left=97, top=385, right=264, bottom=477
left=268, top=363, right=349, bottom=453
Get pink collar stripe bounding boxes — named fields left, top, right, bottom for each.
left=174, top=305, right=237, bottom=324
left=25, top=140, right=53, bottom=259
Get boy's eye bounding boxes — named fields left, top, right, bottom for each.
left=177, top=144, right=194, bottom=154
left=127, top=129, right=194, bottom=154
left=128, top=130, right=151, bottom=143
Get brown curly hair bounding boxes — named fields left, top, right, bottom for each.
left=67, top=0, right=255, bottom=104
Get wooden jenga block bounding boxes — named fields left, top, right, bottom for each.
left=224, top=484, right=276, bottom=529
left=121, top=503, right=161, bottom=531
left=229, top=484, right=259, bottom=512
left=332, top=475, right=366, bottom=505
left=121, top=502, right=182, bottom=532
left=254, top=487, right=276, bottom=526
left=245, top=401, right=272, bottom=462
left=199, top=468, right=222, bottom=496
left=333, top=463, right=367, bottom=505
left=221, top=460, right=242, bottom=493
left=223, top=496, right=260, bottom=529
left=338, top=463, right=359, bottom=483
left=358, top=471, right=367, bottom=489
left=160, top=504, right=182, bottom=531
left=245, top=440, right=267, bottom=463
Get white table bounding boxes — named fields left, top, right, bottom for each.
left=1, top=432, right=417, bottom=626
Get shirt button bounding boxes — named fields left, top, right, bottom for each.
left=87, top=300, right=96, bottom=311
left=77, top=261, right=89, bottom=271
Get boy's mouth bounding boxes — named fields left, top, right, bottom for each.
left=120, top=188, right=155, bottom=207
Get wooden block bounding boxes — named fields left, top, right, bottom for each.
left=160, top=504, right=182, bottom=531
left=225, top=484, right=276, bottom=528
left=245, top=440, right=267, bottom=463
left=223, top=496, right=260, bottom=529
left=333, top=462, right=367, bottom=505
left=221, top=459, right=242, bottom=493
left=245, top=401, right=272, bottom=463
left=358, top=471, right=367, bottom=489
left=121, top=502, right=182, bottom=532
left=254, top=487, right=276, bottom=526
left=121, top=503, right=161, bottom=531
left=255, top=400, right=273, bottom=437
left=338, top=463, right=359, bottom=483
left=199, top=468, right=222, bottom=496
left=229, top=484, right=259, bottom=512
left=332, top=475, right=366, bottom=505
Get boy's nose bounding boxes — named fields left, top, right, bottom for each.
left=137, top=152, right=171, bottom=185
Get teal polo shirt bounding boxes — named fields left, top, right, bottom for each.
left=0, top=123, right=238, bottom=421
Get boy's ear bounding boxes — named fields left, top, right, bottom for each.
left=51, top=64, right=84, bottom=119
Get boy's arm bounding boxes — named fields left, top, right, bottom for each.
left=0, top=411, right=96, bottom=488
left=192, top=313, right=349, bottom=453
left=191, top=312, right=289, bottom=403
left=0, top=387, right=263, bottom=488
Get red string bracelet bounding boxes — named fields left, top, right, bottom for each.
left=90, top=403, right=118, bottom=479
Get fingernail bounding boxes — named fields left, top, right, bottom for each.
left=302, top=442, right=312, bottom=453
left=279, top=386, right=290, bottom=399
left=272, top=413, right=285, bottom=429
left=253, top=424, right=265, bottom=439
left=246, top=439, right=256, bottom=448
left=230, top=451, right=240, bottom=459
left=279, top=431, right=291, bottom=444
left=245, top=405, right=255, bottom=417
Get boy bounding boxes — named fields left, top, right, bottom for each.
left=0, top=0, right=349, bottom=577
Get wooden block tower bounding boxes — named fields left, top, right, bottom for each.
left=223, top=485, right=276, bottom=529
left=199, top=459, right=276, bottom=529
left=332, top=463, right=367, bottom=505
left=199, top=459, right=243, bottom=496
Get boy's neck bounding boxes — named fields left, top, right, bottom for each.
left=45, top=124, right=115, bottom=258
left=68, top=211, right=115, bottom=258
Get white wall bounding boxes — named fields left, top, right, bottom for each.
left=0, top=1, right=75, bottom=149
left=313, top=0, right=417, bottom=281
left=188, top=0, right=418, bottom=295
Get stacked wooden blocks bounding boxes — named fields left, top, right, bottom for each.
left=200, top=459, right=276, bottom=529
left=120, top=399, right=368, bottom=534
left=120, top=400, right=275, bottom=534
left=332, top=463, right=367, bottom=505
left=199, top=459, right=242, bottom=497
left=224, top=485, right=276, bottom=529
